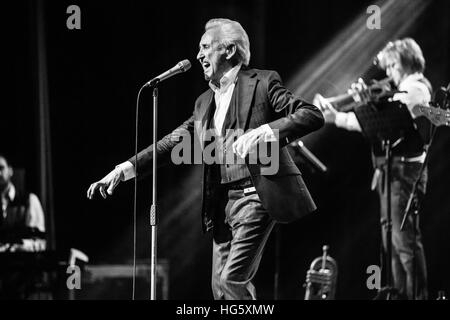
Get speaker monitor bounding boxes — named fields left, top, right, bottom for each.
left=71, top=260, right=169, bottom=300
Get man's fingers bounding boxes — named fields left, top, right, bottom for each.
left=236, top=140, right=245, bottom=158
left=244, top=135, right=260, bottom=157
left=88, top=169, right=122, bottom=200
left=107, top=184, right=114, bottom=195
left=241, top=138, right=252, bottom=158
left=232, top=139, right=242, bottom=157
left=87, top=182, right=102, bottom=199
left=87, top=183, right=97, bottom=199
left=232, top=131, right=262, bottom=159
left=232, top=141, right=237, bottom=154
left=107, top=176, right=119, bottom=195
left=99, top=185, right=107, bottom=199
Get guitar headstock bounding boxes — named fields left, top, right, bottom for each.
left=413, top=104, right=450, bottom=127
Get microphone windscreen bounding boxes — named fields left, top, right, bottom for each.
left=179, top=59, right=191, bottom=72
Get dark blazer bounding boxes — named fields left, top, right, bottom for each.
left=130, top=68, right=324, bottom=230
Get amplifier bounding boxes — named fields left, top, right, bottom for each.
left=69, top=260, right=169, bottom=300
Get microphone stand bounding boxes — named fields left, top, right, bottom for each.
left=143, top=62, right=191, bottom=300
left=134, top=62, right=190, bottom=300
left=150, top=82, right=159, bottom=300
left=273, top=224, right=281, bottom=300
left=382, top=139, right=398, bottom=300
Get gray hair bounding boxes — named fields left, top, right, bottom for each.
left=205, top=18, right=251, bottom=66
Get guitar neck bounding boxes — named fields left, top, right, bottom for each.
left=413, top=104, right=450, bottom=127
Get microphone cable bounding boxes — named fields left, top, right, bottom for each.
left=132, top=85, right=145, bottom=300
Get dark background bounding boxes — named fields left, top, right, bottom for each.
left=3, top=0, right=450, bottom=299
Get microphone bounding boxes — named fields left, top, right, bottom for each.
left=144, top=59, right=191, bottom=87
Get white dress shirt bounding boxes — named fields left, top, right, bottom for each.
left=209, top=63, right=241, bottom=136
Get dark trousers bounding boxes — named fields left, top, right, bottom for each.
left=376, top=159, right=428, bottom=300
left=211, top=185, right=275, bottom=300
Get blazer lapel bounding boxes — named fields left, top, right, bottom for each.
left=221, top=83, right=238, bottom=136
left=236, top=69, right=257, bottom=130
left=195, top=90, right=214, bottom=149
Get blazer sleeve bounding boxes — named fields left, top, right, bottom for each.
left=266, top=71, right=324, bottom=143
left=128, top=115, right=195, bottom=177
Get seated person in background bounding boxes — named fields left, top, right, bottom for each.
left=0, top=154, right=46, bottom=252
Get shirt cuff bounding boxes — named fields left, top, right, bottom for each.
left=116, top=161, right=135, bottom=181
left=260, top=124, right=278, bottom=142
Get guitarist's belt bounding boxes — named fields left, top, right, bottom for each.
left=374, top=151, right=426, bottom=165
left=371, top=152, right=426, bottom=190
left=397, top=152, right=426, bottom=163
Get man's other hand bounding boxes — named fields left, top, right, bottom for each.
left=87, top=168, right=124, bottom=199
left=232, top=125, right=276, bottom=159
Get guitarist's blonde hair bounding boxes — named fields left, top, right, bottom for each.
left=378, top=38, right=425, bottom=75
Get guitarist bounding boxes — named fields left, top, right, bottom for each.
left=315, top=38, right=432, bottom=300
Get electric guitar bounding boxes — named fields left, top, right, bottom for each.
left=412, top=104, right=450, bottom=127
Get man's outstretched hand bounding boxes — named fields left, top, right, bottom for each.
left=87, top=168, right=124, bottom=200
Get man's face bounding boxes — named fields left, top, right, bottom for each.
left=385, top=58, right=405, bottom=86
left=0, top=157, right=12, bottom=188
left=196, top=29, right=229, bottom=84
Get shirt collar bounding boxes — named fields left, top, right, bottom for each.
left=209, top=63, right=242, bottom=93
left=401, top=72, right=423, bottom=85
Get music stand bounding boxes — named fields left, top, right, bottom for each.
left=354, top=101, right=419, bottom=300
